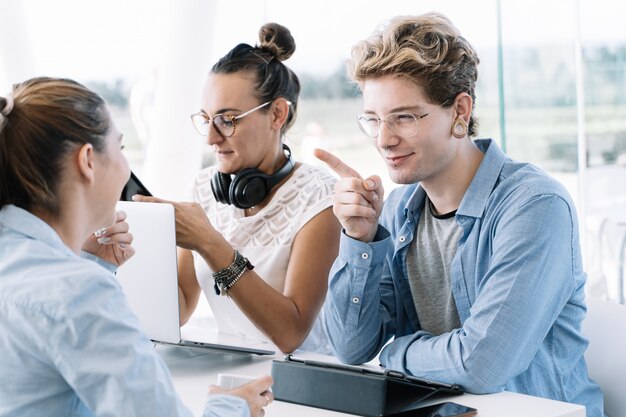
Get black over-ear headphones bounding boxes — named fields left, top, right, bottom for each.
left=211, top=144, right=295, bottom=209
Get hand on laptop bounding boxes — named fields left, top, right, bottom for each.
left=208, top=374, right=274, bottom=417
left=132, top=195, right=218, bottom=251
left=82, top=210, right=135, bottom=266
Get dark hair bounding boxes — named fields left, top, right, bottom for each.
left=0, top=77, right=110, bottom=214
left=348, top=13, right=480, bottom=136
left=212, top=23, right=300, bottom=133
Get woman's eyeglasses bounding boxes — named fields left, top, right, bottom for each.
left=190, top=101, right=271, bottom=137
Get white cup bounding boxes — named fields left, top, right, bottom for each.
left=217, top=373, right=258, bottom=390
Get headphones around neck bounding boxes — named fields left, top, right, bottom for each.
left=211, top=144, right=295, bottom=209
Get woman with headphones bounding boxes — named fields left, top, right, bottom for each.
left=137, top=23, right=340, bottom=354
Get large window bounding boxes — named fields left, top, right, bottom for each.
left=3, top=0, right=625, bottom=301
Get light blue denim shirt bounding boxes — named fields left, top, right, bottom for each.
left=323, top=139, right=604, bottom=416
left=0, top=204, right=249, bottom=417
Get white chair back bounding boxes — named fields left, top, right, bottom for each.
left=582, top=298, right=626, bottom=417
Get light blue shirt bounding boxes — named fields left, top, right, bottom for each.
left=323, top=139, right=604, bottom=417
left=0, top=204, right=249, bottom=417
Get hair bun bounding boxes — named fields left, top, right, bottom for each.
left=258, top=23, right=295, bottom=61
left=0, top=96, right=14, bottom=117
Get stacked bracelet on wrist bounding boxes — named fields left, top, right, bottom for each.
left=212, top=250, right=254, bottom=296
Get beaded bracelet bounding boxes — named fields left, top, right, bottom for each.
left=212, top=250, right=254, bottom=296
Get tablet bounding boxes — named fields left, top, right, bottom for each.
left=271, top=355, right=463, bottom=416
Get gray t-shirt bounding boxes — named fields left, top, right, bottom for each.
left=406, top=198, right=462, bottom=335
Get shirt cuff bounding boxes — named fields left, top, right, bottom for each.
left=338, top=225, right=390, bottom=268
left=203, top=394, right=250, bottom=417
left=80, top=250, right=118, bottom=274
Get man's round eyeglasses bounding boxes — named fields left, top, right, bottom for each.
left=357, top=112, right=429, bottom=139
left=190, top=101, right=271, bottom=138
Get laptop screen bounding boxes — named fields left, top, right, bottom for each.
left=114, top=201, right=275, bottom=356
left=115, top=201, right=182, bottom=344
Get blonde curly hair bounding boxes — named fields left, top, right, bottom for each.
left=348, top=12, right=480, bottom=136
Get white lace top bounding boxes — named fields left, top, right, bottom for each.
left=189, top=163, right=336, bottom=353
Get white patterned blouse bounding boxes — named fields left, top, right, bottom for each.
left=189, top=163, right=336, bottom=353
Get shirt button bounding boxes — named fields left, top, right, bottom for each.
left=399, top=236, right=406, bottom=243
left=361, top=253, right=369, bottom=260
left=352, top=297, right=360, bottom=304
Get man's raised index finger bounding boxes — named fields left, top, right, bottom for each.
left=313, top=148, right=362, bottom=179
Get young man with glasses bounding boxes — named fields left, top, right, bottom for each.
left=316, top=13, right=603, bottom=416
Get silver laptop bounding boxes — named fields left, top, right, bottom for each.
left=115, top=201, right=275, bottom=356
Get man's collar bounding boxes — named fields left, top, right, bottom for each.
left=456, top=139, right=507, bottom=219
left=402, top=139, right=507, bottom=219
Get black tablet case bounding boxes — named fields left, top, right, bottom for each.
left=271, top=355, right=463, bottom=417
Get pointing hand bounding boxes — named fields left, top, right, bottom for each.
left=314, top=148, right=384, bottom=242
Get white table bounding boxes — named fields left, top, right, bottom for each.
left=159, top=345, right=586, bottom=417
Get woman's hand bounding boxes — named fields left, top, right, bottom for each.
left=208, top=375, right=274, bottom=417
left=82, top=210, right=135, bottom=266
left=131, top=195, right=215, bottom=251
